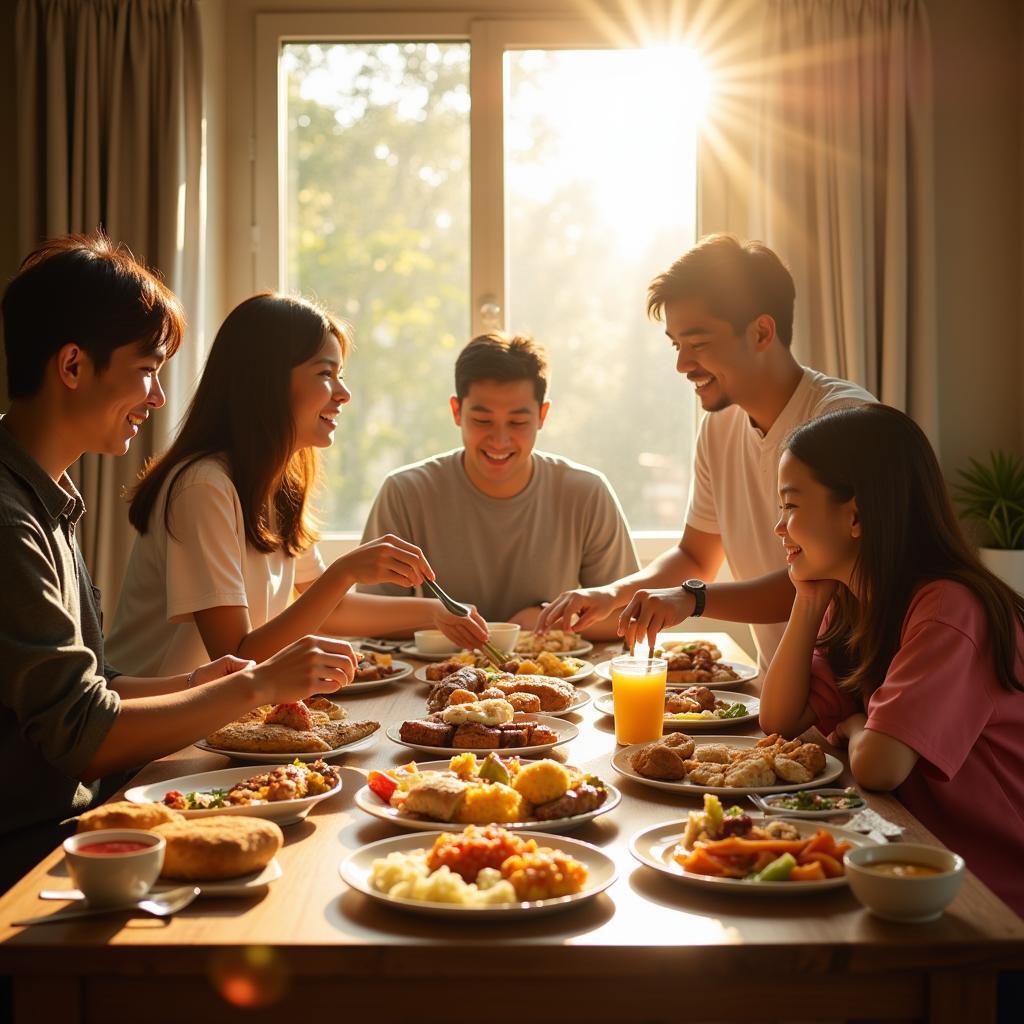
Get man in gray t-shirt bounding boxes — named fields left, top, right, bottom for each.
left=359, top=333, right=638, bottom=632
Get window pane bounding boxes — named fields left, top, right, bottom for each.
left=505, top=49, right=700, bottom=531
left=282, top=42, right=471, bottom=531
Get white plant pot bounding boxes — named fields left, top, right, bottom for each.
left=978, top=547, right=1024, bottom=596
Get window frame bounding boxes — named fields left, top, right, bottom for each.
left=253, top=10, right=711, bottom=543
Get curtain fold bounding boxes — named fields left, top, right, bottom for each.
left=707, top=0, right=937, bottom=442
left=14, top=0, right=204, bottom=613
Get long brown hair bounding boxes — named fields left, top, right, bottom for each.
left=786, top=405, right=1024, bottom=699
left=129, top=293, right=350, bottom=556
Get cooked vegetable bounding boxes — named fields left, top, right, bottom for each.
left=753, top=852, right=797, bottom=882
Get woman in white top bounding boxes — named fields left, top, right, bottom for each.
left=107, top=293, right=486, bottom=677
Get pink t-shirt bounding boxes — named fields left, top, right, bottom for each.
left=807, top=579, right=1024, bottom=916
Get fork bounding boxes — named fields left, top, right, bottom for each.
left=421, top=579, right=508, bottom=668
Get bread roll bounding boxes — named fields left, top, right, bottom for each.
left=76, top=800, right=182, bottom=833
left=153, top=816, right=283, bottom=881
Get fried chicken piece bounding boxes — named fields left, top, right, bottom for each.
left=665, top=693, right=701, bottom=714
left=762, top=819, right=802, bottom=841
left=724, top=756, right=776, bottom=788
left=632, top=744, right=690, bottom=780
left=682, top=685, right=716, bottom=711
left=505, top=692, right=542, bottom=713
left=490, top=675, right=574, bottom=712
left=692, top=743, right=731, bottom=764
left=790, top=742, right=827, bottom=777
left=685, top=763, right=727, bottom=786
left=773, top=756, right=814, bottom=784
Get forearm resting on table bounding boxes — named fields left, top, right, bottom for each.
left=81, top=671, right=264, bottom=782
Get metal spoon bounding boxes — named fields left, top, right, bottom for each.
left=14, top=885, right=199, bottom=926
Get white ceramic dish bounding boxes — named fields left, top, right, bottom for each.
left=593, top=659, right=757, bottom=691
left=354, top=760, right=621, bottom=833
left=751, top=788, right=867, bottom=818
left=844, top=843, right=965, bottom=922
left=594, top=690, right=759, bottom=731
left=399, top=642, right=462, bottom=662
left=339, top=830, right=616, bottom=918
left=413, top=659, right=594, bottom=686
left=194, top=729, right=378, bottom=764
left=340, top=660, right=413, bottom=694
left=63, top=830, right=165, bottom=906
left=630, top=818, right=876, bottom=894
left=125, top=764, right=343, bottom=826
left=611, top=735, right=844, bottom=796
left=387, top=714, right=578, bottom=757
left=412, top=629, right=461, bottom=656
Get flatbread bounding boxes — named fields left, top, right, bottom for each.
left=316, top=719, right=379, bottom=748
left=205, top=722, right=331, bottom=753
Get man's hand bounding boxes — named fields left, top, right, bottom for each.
left=536, top=586, right=621, bottom=633
left=432, top=603, right=488, bottom=650
left=618, top=586, right=696, bottom=652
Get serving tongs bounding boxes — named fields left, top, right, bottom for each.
left=421, top=578, right=508, bottom=668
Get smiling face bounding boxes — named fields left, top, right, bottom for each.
left=67, top=340, right=167, bottom=455
left=775, top=450, right=861, bottom=585
left=450, top=378, right=549, bottom=498
left=289, top=331, right=350, bottom=452
left=664, top=295, right=766, bottom=413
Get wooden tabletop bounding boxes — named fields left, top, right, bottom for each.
left=1, top=632, right=1022, bottom=1023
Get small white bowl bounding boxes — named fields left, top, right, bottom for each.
left=486, top=622, right=521, bottom=655
left=844, top=842, right=964, bottom=923
left=413, top=629, right=460, bottom=655
left=64, top=829, right=165, bottom=907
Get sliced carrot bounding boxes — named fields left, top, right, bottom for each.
left=789, top=861, right=827, bottom=882
left=801, top=830, right=838, bottom=856
left=752, top=850, right=778, bottom=873
left=695, top=837, right=808, bottom=856
left=801, top=851, right=844, bottom=878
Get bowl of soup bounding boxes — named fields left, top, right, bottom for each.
left=844, top=842, right=964, bottom=923
left=64, top=829, right=166, bottom=906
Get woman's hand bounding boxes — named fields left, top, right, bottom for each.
left=190, top=655, right=254, bottom=687
left=334, top=534, right=436, bottom=588
left=432, top=603, right=488, bottom=650
left=827, top=712, right=868, bottom=747
left=790, top=574, right=838, bottom=610
left=617, top=587, right=695, bottom=653
left=250, top=635, right=358, bottom=701
left=537, top=585, right=620, bottom=633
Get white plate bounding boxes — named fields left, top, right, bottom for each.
left=611, top=735, right=844, bottom=796
left=592, top=658, right=757, bottom=691
left=339, top=830, right=616, bottom=918
left=413, top=660, right=594, bottom=686
left=630, top=818, right=876, bottom=894
left=386, top=714, right=578, bottom=757
left=354, top=761, right=621, bottom=833
left=340, top=660, right=413, bottom=694
left=195, top=728, right=378, bottom=764
left=398, top=642, right=465, bottom=662
left=515, top=635, right=594, bottom=658
left=125, top=764, right=343, bottom=827
left=750, top=788, right=868, bottom=818
left=594, top=690, right=759, bottom=731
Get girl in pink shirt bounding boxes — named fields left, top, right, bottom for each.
left=760, top=405, right=1024, bottom=916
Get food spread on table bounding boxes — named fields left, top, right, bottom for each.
left=368, top=825, right=589, bottom=905
left=515, top=630, right=587, bottom=654
left=354, top=650, right=403, bottom=682
left=630, top=732, right=828, bottom=787
left=162, top=759, right=340, bottom=810
left=425, top=650, right=585, bottom=680
left=366, top=753, right=610, bottom=826
left=655, top=640, right=742, bottom=684
left=425, top=666, right=578, bottom=714
left=205, top=700, right=380, bottom=754
left=399, top=698, right=561, bottom=751
left=664, top=685, right=750, bottom=721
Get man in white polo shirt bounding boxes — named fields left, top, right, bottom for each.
left=538, top=234, right=874, bottom=670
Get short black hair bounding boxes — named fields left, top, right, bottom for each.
left=454, top=332, right=549, bottom=405
left=2, top=232, right=185, bottom=399
left=647, top=233, right=796, bottom=346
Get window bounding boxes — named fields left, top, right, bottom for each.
left=261, top=15, right=707, bottom=534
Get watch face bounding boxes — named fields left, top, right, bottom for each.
left=684, top=579, right=706, bottom=591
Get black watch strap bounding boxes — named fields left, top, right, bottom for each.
left=682, top=579, right=707, bottom=618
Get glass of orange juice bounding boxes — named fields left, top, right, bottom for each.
left=611, top=655, right=667, bottom=745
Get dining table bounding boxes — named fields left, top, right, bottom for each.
left=1, top=631, right=1021, bottom=1024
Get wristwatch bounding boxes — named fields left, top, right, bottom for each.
left=682, top=579, right=707, bottom=618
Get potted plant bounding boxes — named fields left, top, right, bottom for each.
left=953, top=450, right=1024, bottom=594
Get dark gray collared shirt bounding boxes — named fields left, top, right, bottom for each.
left=0, top=418, right=121, bottom=872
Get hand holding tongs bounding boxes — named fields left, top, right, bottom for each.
left=422, top=578, right=508, bottom=668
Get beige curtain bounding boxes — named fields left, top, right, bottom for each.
left=705, top=0, right=938, bottom=441
left=15, top=0, right=204, bottom=612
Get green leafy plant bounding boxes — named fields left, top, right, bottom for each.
left=953, top=451, right=1024, bottom=550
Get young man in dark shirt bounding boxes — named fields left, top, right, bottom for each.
left=0, top=235, right=357, bottom=889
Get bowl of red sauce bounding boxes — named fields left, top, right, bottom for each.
left=63, top=829, right=165, bottom=906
